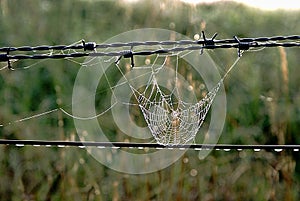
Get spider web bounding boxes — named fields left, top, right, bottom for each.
left=114, top=52, right=240, bottom=145
left=132, top=79, right=221, bottom=145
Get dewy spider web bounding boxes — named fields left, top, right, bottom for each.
left=114, top=51, right=240, bottom=145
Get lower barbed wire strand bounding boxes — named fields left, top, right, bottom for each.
left=0, top=139, right=299, bottom=151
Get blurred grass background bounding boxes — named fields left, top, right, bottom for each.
left=0, top=0, right=300, bottom=200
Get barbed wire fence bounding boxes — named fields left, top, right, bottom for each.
left=1, top=33, right=299, bottom=67
left=0, top=33, right=299, bottom=151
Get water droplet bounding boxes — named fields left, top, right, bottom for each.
left=58, top=145, right=65, bottom=148
left=254, top=149, right=261, bottom=152
left=16, top=144, right=24, bottom=147
left=97, top=146, right=105, bottom=149
left=79, top=146, right=85, bottom=148
left=183, top=157, right=189, bottom=164
left=293, top=149, right=299, bottom=152
left=33, top=144, right=41, bottom=147
left=237, top=149, right=243, bottom=151
left=223, top=149, right=231, bottom=152
left=274, top=149, right=283, bottom=152
left=145, top=58, right=151, bottom=65
left=194, top=34, right=200, bottom=41
left=190, top=169, right=198, bottom=177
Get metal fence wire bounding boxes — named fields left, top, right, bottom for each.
left=0, top=33, right=299, bottom=67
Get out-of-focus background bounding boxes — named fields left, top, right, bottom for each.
left=0, top=0, right=300, bottom=200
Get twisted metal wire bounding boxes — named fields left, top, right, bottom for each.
left=0, top=34, right=299, bottom=63
left=0, top=34, right=299, bottom=52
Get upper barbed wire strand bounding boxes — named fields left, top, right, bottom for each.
left=0, top=42, right=299, bottom=62
left=0, top=35, right=299, bottom=52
